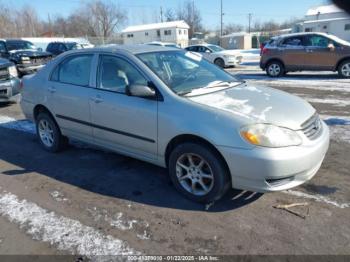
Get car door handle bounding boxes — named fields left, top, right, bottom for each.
left=48, top=87, right=56, bottom=93
left=90, top=95, right=103, bottom=104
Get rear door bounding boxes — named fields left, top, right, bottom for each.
left=48, top=53, right=96, bottom=142
left=278, top=36, right=307, bottom=70
left=303, top=34, right=338, bottom=70
left=89, top=54, right=158, bottom=160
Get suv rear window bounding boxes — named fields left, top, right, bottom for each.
left=281, top=37, right=304, bottom=46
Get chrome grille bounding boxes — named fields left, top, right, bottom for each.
left=30, top=56, right=51, bottom=65
left=301, top=114, right=322, bottom=140
left=0, top=68, right=9, bottom=81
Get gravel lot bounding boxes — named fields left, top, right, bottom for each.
left=0, top=63, right=349, bottom=258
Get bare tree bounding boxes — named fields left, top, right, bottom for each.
left=86, top=0, right=127, bottom=38
left=176, top=0, right=203, bottom=38
left=223, top=23, right=244, bottom=35
left=164, top=8, right=176, bottom=22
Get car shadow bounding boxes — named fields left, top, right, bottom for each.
left=0, top=125, right=263, bottom=212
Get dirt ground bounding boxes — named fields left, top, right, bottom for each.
left=0, top=64, right=349, bottom=258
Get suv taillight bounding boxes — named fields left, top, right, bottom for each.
left=262, top=47, right=269, bottom=55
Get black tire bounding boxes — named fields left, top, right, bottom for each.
left=266, top=61, right=284, bottom=77
left=338, top=60, right=350, bottom=78
left=214, top=58, right=225, bottom=68
left=168, top=142, right=230, bottom=203
left=36, top=112, right=68, bottom=152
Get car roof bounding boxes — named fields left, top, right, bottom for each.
left=275, top=32, right=332, bottom=39
left=65, top=44, right=179, bottom=55
left=3, top=39, right=33, bottom=43
left=48, top=41, right=78, bottom=44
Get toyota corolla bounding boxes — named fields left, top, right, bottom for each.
left=20, top=45, right=329, bottom=203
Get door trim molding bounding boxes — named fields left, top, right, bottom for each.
left=56, top=114, right=156, bottom=143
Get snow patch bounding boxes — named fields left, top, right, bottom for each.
left=0, top=116, right=36, bottom=134
left=49, top=191, right=68, bottom=202
left=0, top=191, right=138, bottom=256
left=283, top=190, right=349, bottom=209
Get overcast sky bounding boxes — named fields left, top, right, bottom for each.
left=13, top=0, right=328, bottom=30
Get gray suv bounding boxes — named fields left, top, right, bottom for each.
left=260, top=32, right=350, bottom=78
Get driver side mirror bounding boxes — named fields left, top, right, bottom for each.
left=126, top=84, right=156, bottom=99
left=328, top=43, right=335, bottom=51
left=205, top=49, right=211, bottom=53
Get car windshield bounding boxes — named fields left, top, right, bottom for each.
left=137, top=51, right=242, bottom=95
left=208, top=45, right=225, bottom=52
left=7, top=41, right=37, bottom=51
left=66, top=43, right=81, bottom=50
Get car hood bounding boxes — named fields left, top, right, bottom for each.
left=9, top=49, right=51, bottom=57
left=0, top=58, right=13, bottom=68
left=188, top=84, right=315, bottom=130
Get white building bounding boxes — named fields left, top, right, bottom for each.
left=122, top=20, right=190, bottom=47
left=297, top=4, right=350, bottom=41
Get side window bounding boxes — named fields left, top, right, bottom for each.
left=305, top=35, right=331, bottom=48
left=51, top=55, right=93, bottom=86
left=58, top=44, right=66, bottom=52
left=197, top=46, right=207, bottom=53
left=98, top=55, right=148, bottom=94
left=186, top=46, right=197, bottom=52
left=282, top=37, right=304, bottom=47
left=0, top=42, right=7, bottom=53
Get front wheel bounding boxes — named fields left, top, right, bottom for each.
left=266, top=61, right=284, bottom=77
left=168, top=143, right=230, bottom=203
left=214, top=58, right=225, bottom=68
left=36, top=112, right=68, bottom=152
left=338, top=60, right=350, bottom=78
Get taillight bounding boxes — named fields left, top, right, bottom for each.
left=262, top=47, right=269, bottom=55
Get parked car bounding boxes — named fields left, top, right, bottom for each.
left=185, top=44, right=243, bottom=68
left=145, top=41, right=181, bottom=48
left=46, top=42, right=82, bottom=56
left=260, top=32, right=350, bottom=78
left=20, top=46, right=329, bottom=203
left=0, top=39, right=52, bottom=76
left=0, top=58, right=20, bottom=102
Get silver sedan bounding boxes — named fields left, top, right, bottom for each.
left=20, top=45, right=329, bottom=203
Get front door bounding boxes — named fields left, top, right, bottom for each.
left=89, top=54, right=158, bottom=160
left=303, top=34, right=339, bottom=70
left=47, top=54, right=95, bottom=142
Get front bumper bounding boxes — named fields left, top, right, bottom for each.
left=0, top=78, right=21, bottom=102
left=224, top=56, right=243, bottom=67
left=218, top=122, right=330, bottom=192
left=17, top=64, right=45, bottom=74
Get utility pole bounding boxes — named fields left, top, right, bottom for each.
left=248, top=13, right=252, bottom=34
left=160, top=6, right=164, bottom=22
left=220, top=0, right=223, bottom=46
left=220, top=0, right=223, bottom=37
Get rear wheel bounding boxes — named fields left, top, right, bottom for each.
left=168, top=143, right=230, bottom=203
left=214, top=58, right=225, bottom=68
left=338, top=60, right=350, bottom=78
left=266, top=61, right=284, bottom=77
left=36, top=112, right=68, bottom=152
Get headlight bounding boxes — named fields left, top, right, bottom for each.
left=8, top=66, right=18, bottom=78
left=240, top=124, right=302, bottom=148
left=21, top=56, right=31, bottom=64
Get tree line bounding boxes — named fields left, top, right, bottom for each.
left=0, top=0, right=300, bottom=40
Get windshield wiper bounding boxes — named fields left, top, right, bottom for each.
left=176, top=89, right=193, bottom=96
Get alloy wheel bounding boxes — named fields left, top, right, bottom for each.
left=175, top=153, right=214, bottom=196
left=38, top=119, right=54, bottom=147
left=268, top=64, right=281, bottom=76
left=341, top=63, right=350, bottom=77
